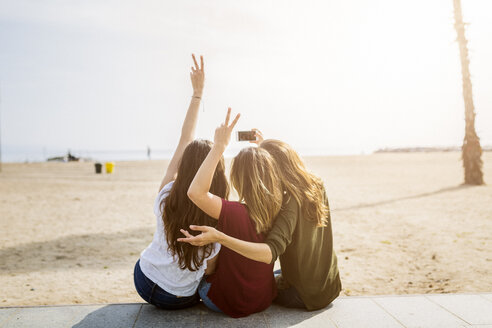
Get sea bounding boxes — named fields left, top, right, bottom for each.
left=1, top=145, right=375, bottom=163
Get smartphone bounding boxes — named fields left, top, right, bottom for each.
left=236, top=130, right=256, bottom=142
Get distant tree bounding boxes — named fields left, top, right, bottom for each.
left=453, top=0, right=484, bottom=185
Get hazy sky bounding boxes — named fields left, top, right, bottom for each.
left=0, top=0, right=491, bottom=161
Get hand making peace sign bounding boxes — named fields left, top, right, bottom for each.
left=214, top=107, right=240, bottom=150
left=190, top=54, right=204, bottom=97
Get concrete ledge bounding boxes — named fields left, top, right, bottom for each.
left=1, top=293, right=491, bottom=327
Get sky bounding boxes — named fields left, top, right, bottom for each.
left=0, top=0, right=491, bottom=161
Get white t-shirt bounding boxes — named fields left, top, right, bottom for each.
left=139, top=181, right=221, bottom=297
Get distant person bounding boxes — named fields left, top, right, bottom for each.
left=180, top=135, right=342, bottom=311
left=133, top=54, right=229, bottom=310
left=67, top=150, right=79, bottom=162
left=147, top=146, right=151, bottom=160
left=185, top=109, right=283, bottom=317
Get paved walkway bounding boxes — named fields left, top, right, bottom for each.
left=1, top=293, right=491, bottom=327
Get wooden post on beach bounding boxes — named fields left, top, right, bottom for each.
left=453, top=0, right=484, bottom=185
left=0, top=82, right=2, bottom=173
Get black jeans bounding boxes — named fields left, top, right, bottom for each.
left=273, top=269, right=306, bottom=309
left=133, top=260, right=199, bottom=310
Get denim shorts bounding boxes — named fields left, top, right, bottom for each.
left=198, top=277, right=222, bottom=313
left=133, top=259, right=199, bottom=310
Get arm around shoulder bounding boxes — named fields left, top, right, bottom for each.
left=178, top=225, right=273, bottom=264
left=218, top=232, right=273, bottom=264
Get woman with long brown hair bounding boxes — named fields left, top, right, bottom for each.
left=133, top=54, right=229, bottom=310
left=185, top=109, right=284, bottom=317
left=179, top=135, right=342, bottom=311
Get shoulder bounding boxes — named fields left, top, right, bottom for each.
left=270, top=193, right=300, bottom=226
left=160, top=181, right=175, bottom=196
left=154, top=181, right=175, bottom=217
left=281, top=193, right=300, bottom=215
left=218, top=199, right=251, bottom=234
left=220, top=199, right=248, bottom=218
left=223, top=199, right=247, bottom=209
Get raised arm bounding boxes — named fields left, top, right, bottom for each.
left=159, top=54, right=205, bottom=191
left=187, top=108, right=240, bottom=219
left=178, top=225, right=272, bottom=264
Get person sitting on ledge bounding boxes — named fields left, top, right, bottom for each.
left=134, top=54, right=228, bottom=310
left=179, top=136, right=342, bottom=311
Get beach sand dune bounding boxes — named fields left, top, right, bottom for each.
left=0, top=152, right=491, bottom=306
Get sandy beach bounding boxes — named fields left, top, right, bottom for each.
left=0, top=152, right=491, bottom=306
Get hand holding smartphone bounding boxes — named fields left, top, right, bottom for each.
left=236, top=129, right=264, bottom=144
left=236, top=131, right=256, bottom=141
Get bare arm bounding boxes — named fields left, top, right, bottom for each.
left=159, top=54, right=205, bottom=191
left=183, top=110, right=273, bottom=263
left=187, top=108, right=240, bottom=218
left=178, top=225, right=273, bottom=264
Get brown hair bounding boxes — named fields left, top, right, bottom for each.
left=260, top=139, right=329, bottom=227
left=230, top=147, right=283, bottom=234
left=162, top=139, right=229, bottom=271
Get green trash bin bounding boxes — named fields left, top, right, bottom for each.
left=94, top=163, right=102, bottom=174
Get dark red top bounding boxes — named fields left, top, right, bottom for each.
left=207, top=199, right=277, bottom=318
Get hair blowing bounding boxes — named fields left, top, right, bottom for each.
left=260, top=139, right=330, bottom=227
left=230, top=147, right=283, bottom=234
left=162, top=139, right=229, bottom=271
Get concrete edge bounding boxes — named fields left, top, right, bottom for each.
left=1, top=292, right=491, bottom=309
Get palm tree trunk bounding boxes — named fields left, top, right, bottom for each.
left=453, top=0, right=484, bottom=185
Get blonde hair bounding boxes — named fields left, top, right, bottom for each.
left=260, top=139, right=329, bottom=227
left=230, top=147, right=283, bottom=234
